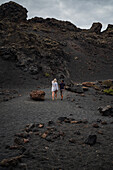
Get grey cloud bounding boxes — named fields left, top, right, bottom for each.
left=0, top=0, right=113, bottom=30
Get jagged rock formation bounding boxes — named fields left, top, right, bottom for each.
left=0, top=1, right=113, bottom=86
left=0, top=1, right=27, bottom=22
left=89, top=22, right=102, bottom=33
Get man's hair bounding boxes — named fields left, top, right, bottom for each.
left=62, top=80, right=64, bottom=82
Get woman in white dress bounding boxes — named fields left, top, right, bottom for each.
left=51, top=78, right=58, bottom=100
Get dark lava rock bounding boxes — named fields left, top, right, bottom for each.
left=48, top=120, right=55, bottom=126
left=69, top=138, right=76, bottom=143
left=65, top=85, right=83, bottom=93
left=57, top=117, right=68, bottom=122
left=85, top=135, right=97, bottom=146
left=15, top=132, right=29, bottom=138
left=89, top=22, right=102, bottom=33
left=74, top=131, right=81, bottom=135
left=98, top=105, right=113, bottom=116
left=92, top=123, right=99, bottom=128
left=0, top=155, right=23, bottom=167
left=101, top=121, right=107, bottom=125
left=14, top=137, right=23, bottom=145
left=0, top=1, right=113, bottom=85
left=0, top=1, right=27, bottom=22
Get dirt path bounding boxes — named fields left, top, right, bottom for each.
left=0, top=87, right=113, bottom=169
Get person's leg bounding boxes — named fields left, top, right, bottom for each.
left=55, top=91, right=57, bottom=99
left=52, top=91, right=55, bottom=100
left=60, top=90, right=63, bottom=100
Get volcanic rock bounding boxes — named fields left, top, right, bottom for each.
left=0, top=1, right=113, bottom=85
left=82, top=82, right=95, bottom=87
left=30, top=90, right=45, bottom=101
left=92, top=123, right=99, bottom=128
left=0, top=155, right=23, bottom=167
left=0, top=1, right=27, bottom=22
left=65, top=85, right=83, bottom=93
left=89, top=22, right=102, bottom=33
left=85, top=135, right=97, bottom=146
left=98, top=105, right=113, bottom=116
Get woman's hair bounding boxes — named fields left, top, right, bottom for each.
left=54, top=78, right=57, bottom=82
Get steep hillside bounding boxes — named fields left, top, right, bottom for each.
left=0, top=1, right=113, bottom=87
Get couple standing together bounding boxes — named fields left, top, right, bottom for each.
left=51, top=78, right=65, bottom=100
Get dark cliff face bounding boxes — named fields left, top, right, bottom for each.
left=0, top=1, right=113, bottom=85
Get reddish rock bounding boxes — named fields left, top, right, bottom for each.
left=82, top=82, right=95, bottom=87
left=30, top=90, right=45, bottom=101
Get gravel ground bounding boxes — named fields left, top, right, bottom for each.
left=0, top=87, right=113, bottom=170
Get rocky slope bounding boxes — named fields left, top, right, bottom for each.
left=0, top=1, right=113, bottom=87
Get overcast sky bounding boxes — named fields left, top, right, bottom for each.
left=0, top=0, right=113, bottom=30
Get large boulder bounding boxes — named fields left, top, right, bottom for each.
left=0, top=1, right=28, bottom=22
left=30, top=90, right=45, bottom=101
left=89, top=22, right=102, bottom=33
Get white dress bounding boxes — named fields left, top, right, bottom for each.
left=51, top=81, right=58, bottom=92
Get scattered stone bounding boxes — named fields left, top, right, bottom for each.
left=46, top=136, right=54, bottom=142
left=30, top=90, right=45, bottom=101
left=23, top=139, right=29, bottom=143
left=82, top=86, right=88, bottom=91
left=98, top=105, right=113, bottom=116
left=69, top=138, right=76, bottom=143
left=71, top=120, right=82, bottom=124
left=64, top=118, right=71, bottom=123
left=46, top=127, right=57, bottom=132
left=57, top=117, right=68, bottom=122
left=97, top=119, right=102, bottom=123
left=14, top=137, right=23, bottom=145
left=15, top=132, right=29, bottom=138
left=38, top=123, right=44, bottom=128
left=48, top=120, right=55, bottom=126
left=71, top=98, right=75, bottom=102
left=92, top=123, right=99, bottom=128
left=80, top=93, right=85, bottom=97
left=0, top=155, right=23, bottom=167
left=19, top=163, right=28, bottom=170
left=32, top=127, right=39, bottom=132
left=101, top=121, right=107, bottom=125
left=25, top=123, right=35, bottom=132
left=82, top=120, right=88, bottom=124
left=74, top=131, right=81, bottom=135
left=9, top=145, right=20, bottom=150
left=97, top=131, right=103, bottom=135
left=41, top=133, right=48, bottom=139
left=85, top=135, right=97, bottom=146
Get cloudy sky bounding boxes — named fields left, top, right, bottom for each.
left=0, top=0, right=113, bottom=30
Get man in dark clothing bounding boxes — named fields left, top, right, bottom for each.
left=59, top=80, right=65, bottom=100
